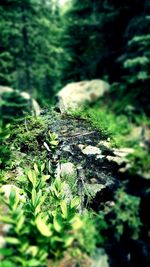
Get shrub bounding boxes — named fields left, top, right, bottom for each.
left=0, top=164, right=96, bottom=266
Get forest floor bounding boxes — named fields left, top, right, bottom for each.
left=0, top=107, right=150, bottom=267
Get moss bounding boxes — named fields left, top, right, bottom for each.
left=9, top=115, right=48, bottom=154
left=3, top=115, right=49, bottom=172
left=70, top=107, right=132, bottom=147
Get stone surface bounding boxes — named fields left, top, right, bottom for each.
left=60, top=162, right=77, bottom=178
left=85, top=183, right=106, bottom=197
left=91, top=249, right=109, bottom=267
left=0, top=85, right=41, bottom=116
left=79, top=145, right=102, bottom=155
left=106, top=155, right=128, bottom=166
left=1, top=184, right=25, bottom=201
left=98, top=140, right=113, bottom=155
left=113, top=147, right=134, bottom=157
left=48, top=113, right=118, bottom=210
left=138, top=171, right=150, bottom=180
left=56, top=79, right=110, bottom=112
left=62, top=182, right=73, bottom=203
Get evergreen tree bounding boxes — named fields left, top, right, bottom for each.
left=120, top=0, right=150, bottom=111
left=60, top=0, right=150, bottom=111
left=0, top=0, right=62, bottom=102
left=60, top=0, right=139, bottom=84
left=0, top=91, right=30, bottom=124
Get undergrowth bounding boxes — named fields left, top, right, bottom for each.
left=70, top=107, right=132, bottom=147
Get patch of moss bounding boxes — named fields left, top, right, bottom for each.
left=9, top=116, right=48, bottom=154
left=70, top=107, right=132, bottom=147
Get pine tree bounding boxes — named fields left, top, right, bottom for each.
left=120, top=0, right=150, bottom=111
left=60, top=0, right=139, bottom=84
left=1, top=91, right=30, bottom=124
left=0, top=0, right=62, bottom=101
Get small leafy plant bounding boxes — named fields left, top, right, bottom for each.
left=111, top=188, right=141, bottom=240
left=48, top=131, right=59, bottom=150
left=0, top=164, right=96, bottom=266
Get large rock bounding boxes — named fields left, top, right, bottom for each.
left=56, top=79, right=110, bottom=112
left=0, top=86, right=41, bottom=116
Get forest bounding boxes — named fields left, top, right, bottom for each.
left=0, top=0, right=150, bottom=266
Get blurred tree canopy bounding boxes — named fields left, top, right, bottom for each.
left=0, top=0, right=150, bottom=111
left=0, top=0, right=63, bottom=102
left=60, top=0, right=150, bottom=112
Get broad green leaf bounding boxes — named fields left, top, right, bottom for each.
left=50, top=140, right=59, bottom=147
left=9, top=189, right=17, bottom=208
left=31, top=188, right=36, bottom=206
left=27, top=246, right=38, bottom=257
left=61, top=200, right=68, bottom=218
left=0, top=248, right=13, bottom=256
left=27, top=170, right=36, bottom=187
left=34, top=163, right=39, bottom=175
left=28, top=259, right=42, bottom=267
left=72, top=217, right=83, bottom=230
left=16, top=213, right=25, bottom=232
left=35, top=216, right=52, bottom=237
left=0, top=215, right=14, bottom=224
left=43, top=175, right=50, bottom=181
left=0, top=260, right=16, bottom=267
left=40, top=163, right=45, bottom=172
left=71, top=196, right=80, bottom=208
left=5, top=237, right=20, bottom=244
left=53, top=216, right=62, bottom=232
left=64, top=236, right=74, bottom=247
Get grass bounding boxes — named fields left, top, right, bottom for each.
left=70, top=106, right=132, bottom=147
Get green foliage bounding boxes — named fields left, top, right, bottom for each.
left=60, top=0, right=141, bottom=83
left=0, top=164, right=96, bottom=266
left=0, top=121, right=12, bottom=168
left=48, top=131, right=59, bottom=150
left=0, top=0, right=63, bottom=101
left=60, top=0, right=150, bottom=113
left=1, top=91, right=30, bottom=124
left=127, top=146, right=150, bottom=175
left=95, top=211, right=108, bottom=246
left=10, top=116, right=47, bottom=154
left=70, top=107, right=132, bottom=147
left=111, top=188, right=141, bottom=240
left=95, top=188, right=142, bottom=246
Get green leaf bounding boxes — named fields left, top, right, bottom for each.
left=27, top=246, right=38, bottom=257
left=16, top=213, right=25, bottom=232
left=31, top=188, right=37, bottom=206
left=28, top=259, right=42, bottom=267
left=40, top=163, right=45, bottom=172
left=42, top=175, right=50, bottom=181
left=71, top=196, right=80, bottom=208
left=64, top=236, right=74, bottom=247
left=34, top=163, right=39, bottom=175
left=50, top=140, right=59, bottom=147
left=53, top=216, right=62, bottom=232
left=35, top=216, right=52, bottom=237
left=61, top=200, right=68, bottom=219
left=27, top=170, right=36, bottom=187
left=9, top=189, right=17, bottom=207
left=72, top=216, right=83, bottom=230
left=0, top=215, right=14, bottom=224
left=0, top=248, right=13, bottom=256
left=5, top=237, right=20, bottom=244
left=0, top=260, right=16, bottom=267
